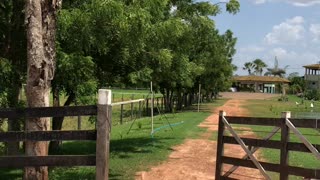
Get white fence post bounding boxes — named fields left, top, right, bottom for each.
left=96, top=89, right=112, bottom=180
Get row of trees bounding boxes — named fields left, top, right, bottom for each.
left=1, top=0, right=241, bottom=114
left=242, top=57, right=289, bottom=77
left=1, top=0, right=240, bottom=179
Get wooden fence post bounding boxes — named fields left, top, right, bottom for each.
left=131, top=94, right=134, bottom=121
left=161, top=97, right=164, bottom=111
left=96, top=89, right=112, bottom=180
left=280, top=111, right=290, bottom=180
left=120, top=104, right=123, bottom=125
left=215, top=111, right=226, bottom=180
left=138, top=101, right=142, bottom=118
left=146, top=99, right=149, bottom=116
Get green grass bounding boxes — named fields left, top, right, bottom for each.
left=0, top=100, right=226, bottom=180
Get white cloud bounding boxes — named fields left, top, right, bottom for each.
left=287, top=0, right=320, bottom=7
left=249, top=0, right=320, bottom=6
left=264, top=16, right=305, bottom=45
left=251, top=0, right=266, bottom=4
left=310, top=24, right=320, bottom=42
left=266, top=48, right=320, bottom=75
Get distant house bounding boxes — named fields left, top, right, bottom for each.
left=232, top=76, right=290, bottom=94
left=303, top=64, right=320, bottom=90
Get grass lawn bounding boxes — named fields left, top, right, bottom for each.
left=0, top=99, right=226, bottom=180
left=239, top=95, right=320, bottom=179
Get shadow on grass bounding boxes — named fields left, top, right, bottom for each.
left=110, top=137, right=173, bottom=156
left=0, top=168, right=22, bottom=180
left=50, top=136, right=173, bottom=156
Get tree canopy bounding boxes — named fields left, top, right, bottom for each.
left=56, top=0, right=240, bottom=109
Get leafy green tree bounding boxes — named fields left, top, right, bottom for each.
left=288, top=72, right=304, bottom=94
left=56, top=0, right=240, bottom=112
left=0, top=0, right=26, bottom=155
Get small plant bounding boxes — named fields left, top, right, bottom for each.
left=119, top=131, right=123, bottom=139
left=137, top=122, right=142, bottom=129
left=269, top=105, right=273, bottom=112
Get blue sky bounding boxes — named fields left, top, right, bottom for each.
left=212, top=0, right=320, bottom=76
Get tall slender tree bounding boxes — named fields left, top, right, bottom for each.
left=24, top=1, right=62, bottom=179
left=265, top=56, right=289, bottom=77
left=243, top=62, right=254, bottom=75
left=253, top=59, right=267, bottom=76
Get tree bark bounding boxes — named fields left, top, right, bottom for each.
left=24, top=1, right=61, bottom=179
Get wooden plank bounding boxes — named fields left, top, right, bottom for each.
left=96, top=89, right=112, bottom=180
left=222, top=156, right=280, bottom=172
left=111, top=99, right=145, bottom=106
left=288, top=166, right=320, bottom=179
left=0, top=130, right=96, bottom=142
left=280, top=112, right=290, bottom=180
left=0, top=105, right=97, bottom=119
left=290, top=118, right=320, bottom=128
left=224, top=136, right=320, bottom=153
left=288, top=142, right=320, bottom=153
left=225, top=116, right=281, bottom=126
left=225, top=116, right=320, bottom=128
left=215, top=111, right=226, bottom=180
left=0, top=155, right=96, bottom=167
left=286, top=119, right=320, bottom=160
left=221, top=116, right=271, bottom=179
left=222, top=156, right=320, bottom=179
left=223, top=136, right=281, bottom=149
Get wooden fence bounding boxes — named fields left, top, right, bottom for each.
left=215, top=111, right=320, bottom=180
left=0, top=89, right=112, bottom=180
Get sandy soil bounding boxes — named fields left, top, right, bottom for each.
left=135, top=93, right=279, bottom=180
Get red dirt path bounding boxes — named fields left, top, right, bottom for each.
left=135, top=93, right=279, bottom=180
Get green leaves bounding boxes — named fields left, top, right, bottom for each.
left=226, top=0, right=240, bottom=15
left=55, top=0, right=240, bottom=101
left=53, top=51, right=98, bottom=104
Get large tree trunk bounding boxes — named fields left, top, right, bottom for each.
left=24, top=1, right=61, bottom=179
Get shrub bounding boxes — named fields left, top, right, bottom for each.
left=304, top=89, right=320, bottom=100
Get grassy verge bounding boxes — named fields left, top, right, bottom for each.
left=0, top=99, right=226, bottom=180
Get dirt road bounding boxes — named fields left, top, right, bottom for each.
left=136, top=93, right=279, bottom=180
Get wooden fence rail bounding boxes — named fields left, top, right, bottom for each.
left=215, top=111, right=320, bottom=180
left=0, top=89, right=112, bottom=180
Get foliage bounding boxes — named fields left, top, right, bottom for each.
left=304, top=89, right=320, bottom=100
left=288, top=74, right=304, bottom=94
left=265, top=56, right=288, bottom=77
left=243, top=62, right=254, bottom=75
left=0, top=0, right=26, bottom=108
left=56, top=0, right=240, bottom=110
left=53, top=51, right=98, bottom=105
left=253, top=59, right=267, bottom=76
left=243, top=59, right=267, bottom=76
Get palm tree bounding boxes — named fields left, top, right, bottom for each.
left=253, top=59, right=267, bottom=76
left=243, top=62, right=254, bottom=75
left=264, top=56, right=289, bottom=77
